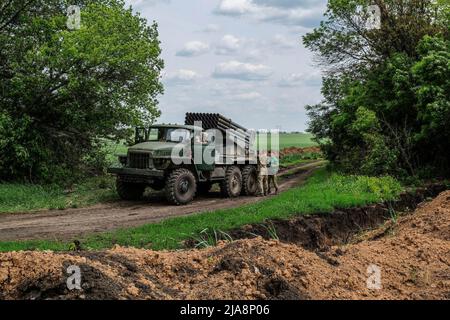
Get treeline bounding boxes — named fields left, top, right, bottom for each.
left=304, top=0, right=449, bottom=178
left=0, top=0, right=163, bottom=183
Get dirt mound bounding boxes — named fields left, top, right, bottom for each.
left=1, top=191, right=449, bottom=300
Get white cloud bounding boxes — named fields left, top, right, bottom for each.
left=233, top=91, right=263, bottom=100
left=164, top=69, right=200, bottom=85
left=176, top=41, right=210, bottom=57
left=278, top=71, right=322, bottom=87
left=270, top=34, right=297, bottom=49
left=215, top=34, right=242, bottom=55
left=215, top=0, right=255, bottom=16
left=253, top=0, right=324, bottom=9
left=202, top=24, right=220, bottom=33
left=125, top=0, right=170, bottom=8
left=213, top=60, right=272, bottom=81
left=215, top=0, right=326, bottom=27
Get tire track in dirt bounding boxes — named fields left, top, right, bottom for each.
left=0, top=161, right=325, bottom=242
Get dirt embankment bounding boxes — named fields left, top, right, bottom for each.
left=1, top=189, right=449, bottom=300
left=280, top=147, right=322, bottom=158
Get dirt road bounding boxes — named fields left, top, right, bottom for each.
left=0, top=161, right=325, bottom=242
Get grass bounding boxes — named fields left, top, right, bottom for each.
left=0, top=177, right=118, bottom=213
left=0, top=168, right=403, bottom=252
left=280, top=152, right=322, bottom=168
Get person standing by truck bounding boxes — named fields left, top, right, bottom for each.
left=267, top=150, right=279, bottom=194
left=257, top=151, right=269, bottom=196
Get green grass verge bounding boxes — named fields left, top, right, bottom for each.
left=0, top=168, right=403, bottom=252
left=0, top=177, right=118, bottom=213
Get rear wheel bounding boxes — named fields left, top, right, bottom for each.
left=116, top=179, right=146, bottom=201
left=220, top=166, right=242, bottom=198
left=242, top=165, right=258, bottom=196
left=165, top=169, right=197, bottom=205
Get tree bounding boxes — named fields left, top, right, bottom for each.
left=0, top=0, right=164, bottom=182
left=303, top=0, right=449, bottom=177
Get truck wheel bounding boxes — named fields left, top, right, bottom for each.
left=116, top=179, right=146, bottom=201
left=242, top=165, right=258, bottom=196
left=165, top=169, right=197, bottom=205
left=221, top=166, right=242, bottom=198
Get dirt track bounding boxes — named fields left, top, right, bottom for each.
left=1, top=189, right=449, bottom=300
left=0, top=161, right=325, bottom=242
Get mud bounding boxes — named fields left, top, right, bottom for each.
left=0, top=161, right=325, bottom=242
left=1, top=190, right=450, bottom=300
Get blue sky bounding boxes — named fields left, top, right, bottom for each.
left=125, top=0, right=327, bottom=132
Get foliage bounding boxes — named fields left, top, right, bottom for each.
left=304, top=0, right=449, bottom=178
left=0, top=0, right=164, bottom=183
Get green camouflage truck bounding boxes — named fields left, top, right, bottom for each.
left=108, top=113, right=258, bottom=205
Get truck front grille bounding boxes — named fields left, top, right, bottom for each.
left=128, top=153, right=150, bottom=169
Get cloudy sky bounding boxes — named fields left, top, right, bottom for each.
left=125, top=0, right=327, bottom=132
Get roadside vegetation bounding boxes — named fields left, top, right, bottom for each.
left=0, top=168, right=403, bottom=252
left=0, top=177, right=118, bottom=213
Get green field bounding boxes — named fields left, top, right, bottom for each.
left=0, top=168, right=403, bottom=252
left=259, top=133, right=318, bottom=149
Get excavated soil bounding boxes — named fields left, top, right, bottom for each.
left=0, top=189, right=449, bottom=300
left=280, top=147, right=322, bottom=158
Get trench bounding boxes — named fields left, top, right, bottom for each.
left=187, top=183, right=448, bottom=252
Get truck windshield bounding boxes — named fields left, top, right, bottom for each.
left=146, top=128, right=191, bottom=143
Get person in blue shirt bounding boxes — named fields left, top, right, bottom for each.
left=267, top=150, right=279, bottom=194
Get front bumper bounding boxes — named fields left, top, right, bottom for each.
left=107, top=167, right=165, bottom=183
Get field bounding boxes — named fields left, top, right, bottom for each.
left=261, top=133, right=318, bottom=149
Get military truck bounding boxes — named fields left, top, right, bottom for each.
left=108, top=113, right=259, bottom=205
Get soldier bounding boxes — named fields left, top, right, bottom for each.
left=267, top=150, right=279, bottom=194
left=257, top=151, right=269, bottom=196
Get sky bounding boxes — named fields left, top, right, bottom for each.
left=124, top=0, right=328, bottom=132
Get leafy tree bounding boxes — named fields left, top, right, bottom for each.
left=0, top=0, right=164, bottom=182
left=304, top=0, right=449, bottom=177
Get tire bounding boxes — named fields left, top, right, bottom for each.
left=116, top=179, right=146, bottom=201
left=220, top=166, right=242, bottom=198
left=165, top=168, right=197, bottom=205
left=197, top=182, right=213, bottom=195
left=242, top=165, right=258, bottom=196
